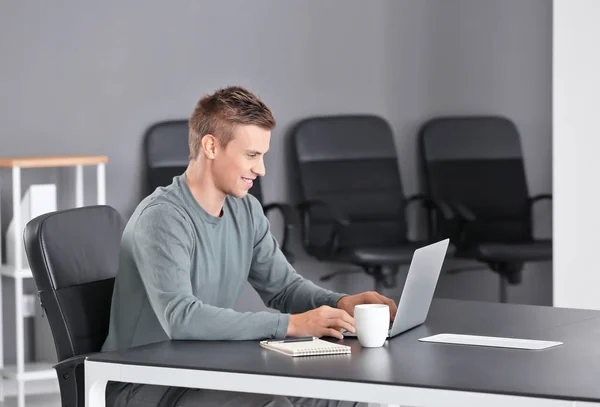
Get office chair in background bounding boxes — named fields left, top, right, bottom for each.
left=23, top=205, right=126, bottom=407
left=144, top=120, right=297, bottom=262
left=291, top=114, right=454, bottom=292
left=419, top=116, right=552, bottom=303
left=144, top=119, right=191, bottom=193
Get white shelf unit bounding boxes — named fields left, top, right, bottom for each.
left=0, top=155, right=108, bottom=407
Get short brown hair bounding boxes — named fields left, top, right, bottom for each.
left=188, top=86, right=276, bottom=160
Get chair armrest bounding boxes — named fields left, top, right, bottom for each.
left=529, top=194, right=552, bottom=206
left=54, top=353, right=99, bottom=407
left=263, top=202, right=297, bottom=227
left=54, top=354, right=88, bottom=372
left=297, top=200, right=351, bottom=227
left=447, top=202, right=477, bottom=250
left=262, top=202, right=297, bottom=263
left=404, top=194, right=456, bottom=242
left=296, top=199, right=350, bottom=258
left=405, top=194, right=455, bottom=221
left=451, top=202, right=477, bottom=222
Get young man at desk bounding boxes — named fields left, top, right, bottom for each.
left=102, top=86, right=397, bottom=407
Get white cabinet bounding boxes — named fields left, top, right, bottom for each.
left=0, top=155, right=108, bottom=407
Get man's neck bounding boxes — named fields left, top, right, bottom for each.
left=185, top=161, right=226, bottom=218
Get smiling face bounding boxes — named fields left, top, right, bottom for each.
left=209, top=124, right=271, bottom=198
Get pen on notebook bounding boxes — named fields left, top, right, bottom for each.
left=267, top=337, right=316, bottom=343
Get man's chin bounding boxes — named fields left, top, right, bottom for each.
left=229, top=189, right=249, bottom=199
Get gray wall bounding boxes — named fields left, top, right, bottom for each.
left=0, top=0, right=551, bottom=364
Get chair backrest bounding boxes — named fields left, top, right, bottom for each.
left=292, top=115, right=408, bottom=250
left=144, top=120, right=190, bottom=193
left=419, top=116, right=532, bottom=243
left=248, top=176, right=264, bottom=204
left=143, top=119, right=265, bottom=201
left=23, top=205, right=125, bottom=361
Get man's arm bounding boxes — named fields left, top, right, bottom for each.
left=246, top=196, right=347, bottom=314
left=132, top=203, right=289, bottom=340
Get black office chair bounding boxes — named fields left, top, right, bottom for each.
left=144, top=120, right=297, bottom=262
left=23, top=205, right=125, bottom=407
left=144, top=119, right=190, bottom=193
left=419, top=116, right=552, bottom=303
left=292, top=115, right=454, bottom=291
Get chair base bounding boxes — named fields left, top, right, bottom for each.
left=365, top=265, right=399, bottom=292
left=491, top=262, right=523, bottom=304
left=320, top=265, right=400, bottom=292
left=447, top=261, right=524, bottom=303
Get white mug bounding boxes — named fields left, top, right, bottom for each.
left=354, top=304, right=390, bottom=347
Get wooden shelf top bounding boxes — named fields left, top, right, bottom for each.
left=0, top=155, right=108, bottom=168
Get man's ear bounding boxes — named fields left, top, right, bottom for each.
left=201, top=134, right=218, bottom=159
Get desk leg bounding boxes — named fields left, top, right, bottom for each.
left=85, top=361, right=118, bottom=407
left=86, top=379, right=107, bottom=407
left=85, top=375, right=107, bottom=407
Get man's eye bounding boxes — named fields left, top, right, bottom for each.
left=247, top=153, right=257, bottom=158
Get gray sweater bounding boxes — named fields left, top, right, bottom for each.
left=102, top=174, right=345, bottom=352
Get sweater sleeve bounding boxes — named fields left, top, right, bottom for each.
left=132, top=203, right=289, bottom=340
left=246, top=196, right=347, bottom=314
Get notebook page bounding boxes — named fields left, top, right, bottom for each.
left=260, top=338, right=351, bottom=357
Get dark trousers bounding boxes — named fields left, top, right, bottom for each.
left=106, top=382, right=366, bottom=407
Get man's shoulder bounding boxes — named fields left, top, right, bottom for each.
left=120, top=198, right=193, bottom=255
left=127, top=190, right=191, bottom=236
left=137, top=189, right=188, bottom=217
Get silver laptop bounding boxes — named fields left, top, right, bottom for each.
left=343, top=239, right=450, bottom=338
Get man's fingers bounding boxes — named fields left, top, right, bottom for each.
left=326, top=310, right=355, bottom=329
left=322, top=327, right=344, bottom=340
left=327, top=318, right=355, bottom=334
left=327, top=306, right=355, bottom=324
left=338, top=308, right=355, bottom=325
left=375, top=293, right=398, bottom=318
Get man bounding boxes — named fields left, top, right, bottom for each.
left=103, top=86, right=397, bottom=407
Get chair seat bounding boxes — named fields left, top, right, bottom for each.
left=471, top=240, right=552, bottom=263
left=338, top=242, right=447, bottom=266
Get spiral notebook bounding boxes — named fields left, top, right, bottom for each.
left=260, top=337, right=351, bottom=357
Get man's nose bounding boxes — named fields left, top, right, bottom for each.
left=253, top=158, right=266, bottom=177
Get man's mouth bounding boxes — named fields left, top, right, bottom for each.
left=242, top=177, right=254, bottom=187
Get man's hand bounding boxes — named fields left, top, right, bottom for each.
left=336, top=291, right=397, bottom=320
left=287, top=305, right=355, bottom=340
